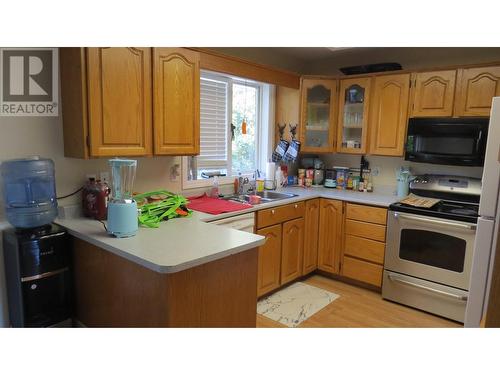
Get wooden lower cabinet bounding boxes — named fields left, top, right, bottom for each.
left=256, top=199, right=388, bottom=294
left=342, top=256, right=383, bottom=287
left=257, top=224, right=282, bottom=297
left=281, top=218, right=304, bottom=284
left=341, top=203, right=387, bottom=288
left=303, top=199, right=320, bottom=274
left=317, top=199, right=343, bottom=274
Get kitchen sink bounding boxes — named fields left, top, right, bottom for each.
left=254, top=191, right=298, bottom=200
left=221, top=191, right=298, bottom=205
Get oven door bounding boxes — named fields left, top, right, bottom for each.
left=385, top=210, right=476, bottom=290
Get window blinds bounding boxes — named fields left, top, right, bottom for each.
left=198, top=77, right=229, bottom=169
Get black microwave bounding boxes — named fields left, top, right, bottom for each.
left=405, top=117, right=489, bottom=166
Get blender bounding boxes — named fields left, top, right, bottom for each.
left=107, top=159, right=138, bottom=238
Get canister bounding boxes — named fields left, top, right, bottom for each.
left=334, top=167, right=349, bottom=190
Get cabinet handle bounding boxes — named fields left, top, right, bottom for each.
left=271, top=209, right=275, bottom=215
left=294, top=204, right=298, bottom=209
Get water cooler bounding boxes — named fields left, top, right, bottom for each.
left=3, top=225, right=72, bottom=327
left=1, top=157, right=72, bottom=327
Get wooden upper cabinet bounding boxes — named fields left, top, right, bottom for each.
left=281, top=218, right=304, bottom=285
left=456, top=66, right=500, bottom=117
left=87, top=48, right=153, bottom=157
left=303, top=199, right=320, bottom=275
left=410, top=70, right=456, bottom=117
left=300, top=78, right=338, bottom=153
left=317, top=199, right=343, bottom=274
left=153, top=48, right=200, bottom=155
left=257, top=224, right=282, bottom=297
left=369, top=74, right=411, bottom=156
left=337, top=77, right=371, bottom=154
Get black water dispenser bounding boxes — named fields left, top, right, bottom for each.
left=2, top=224, right=72, bottom=327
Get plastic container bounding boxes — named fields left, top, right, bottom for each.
left=397, top=179, right=409, bottom=198
left=210, top=176, right=219, bottom=198
left=1, top=157, right=58, bottom=228
left=334, top=167, right=349, bottom=190
left=82, top=178, right=110, bottom=220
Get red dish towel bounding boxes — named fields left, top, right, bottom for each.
left=186, top=194, right=252, bottom=215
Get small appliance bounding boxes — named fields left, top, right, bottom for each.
left=107, top=159, right=138, bottom=238
left=313, top=169, right=324, bottom=185
left=1, top=157, right=72, bottom=327
left=3, top=224, right=72, bottom=327
left=405, top=117, right=488, bottom=166
left=383, top=175, right=481, bottom=322
left=324, top=169, right=337, bottom=188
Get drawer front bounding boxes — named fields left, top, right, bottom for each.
left=257, top=201, right=305, bottom=229
left=342, top=256, right=383, bottom=287
left=345, top=219, right=386, bottom=242
left=346, top=203, right=387, bottom=225
left=344, top=234, right=385, bottom=264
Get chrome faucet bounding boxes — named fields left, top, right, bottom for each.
left=238, top=176, right=255, bottom=195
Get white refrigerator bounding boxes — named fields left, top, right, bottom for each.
left=465, top=97, right=500, bottom=327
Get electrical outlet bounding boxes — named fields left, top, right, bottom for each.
left=99, top=171, right=110, bottom=183
left=85, top=173, right=97, bottom=181
left=371, top=167, right=380, bottom=176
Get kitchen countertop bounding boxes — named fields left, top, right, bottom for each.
left=54, top=185, right=398, bottom=275
left=55, top=213, right=266, bottom=274
left=200, top=185, right=398, bottom=222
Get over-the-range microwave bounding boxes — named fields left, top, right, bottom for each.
left=405, top=117, right=489, bottom=166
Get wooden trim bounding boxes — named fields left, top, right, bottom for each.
left=190, top=48, right=300, bottom=89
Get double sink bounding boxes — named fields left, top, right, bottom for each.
left=221, top=191, right=298, bottom=205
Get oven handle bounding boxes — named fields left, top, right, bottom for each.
left=393, top=212, right=476, bottom=231
left=387, top=274, right=468, bottom=301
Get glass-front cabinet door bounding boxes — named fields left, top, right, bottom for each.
left=299, top=78, right=338, bottom=153
left=337, top=77, right=371, bottom=154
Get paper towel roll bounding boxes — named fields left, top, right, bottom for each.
left=266, top=162, right=276, bottom=180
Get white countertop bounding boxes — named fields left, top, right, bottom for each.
left=56, top=213, right=266, bottom=274
left=200, top=185, right=398, bottom=222
left=54, top=185, right=399, bottom=274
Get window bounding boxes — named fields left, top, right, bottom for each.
left=183, top=71, right=273, bottom=189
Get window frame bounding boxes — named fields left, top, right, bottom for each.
left=182, top=70, right=271, bottom=190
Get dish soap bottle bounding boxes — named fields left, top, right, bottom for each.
left=210, top=176, right=219, bottom=198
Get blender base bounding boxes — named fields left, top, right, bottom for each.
left=107, top=201, right=138, bottom=238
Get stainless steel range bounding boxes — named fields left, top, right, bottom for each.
left=382, top=175, right=481, bottom=323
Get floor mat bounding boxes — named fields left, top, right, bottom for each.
left=257, top=282, right=340, bottom=327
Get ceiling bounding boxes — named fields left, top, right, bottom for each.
left=208, top=47, right=500, bottom=76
